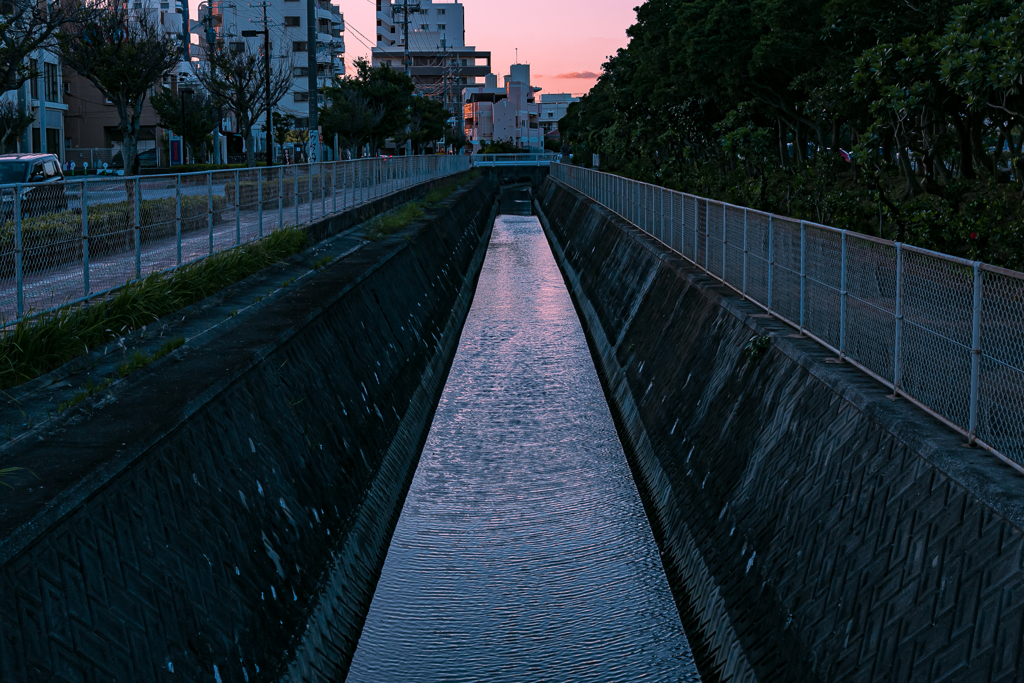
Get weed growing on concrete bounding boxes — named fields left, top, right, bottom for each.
left=0, top=467, right=28, bottom=489
left=312, top=256, right=332, bottom=270
left=364, top=202, right=427, bottom=241
left=0, top=230, right=307, bottom=391
left=114, top=336, right=185, bottom=379
left=57, top=377, right=113, bottom=413
left=744, top=335, right=772, bottom=363
left=282, top=278, right=295, bottom=288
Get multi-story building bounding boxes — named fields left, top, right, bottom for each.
left=539, top=93, right=578, bottom=143
left=191, top=0, right=345, bottom=158
left=1, top=50, right=67, bottom=158
left=463, top=64, right=543, bottom=153
left=372, top=0, right=490, bottom=113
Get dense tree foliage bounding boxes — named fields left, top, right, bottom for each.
left=561, top=0, right=1024, bottom=268
left=321, top=59, right=452, bottom=156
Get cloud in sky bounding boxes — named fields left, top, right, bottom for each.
left=555, top=71, right=600, bottom=79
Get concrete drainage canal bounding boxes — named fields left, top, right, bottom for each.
left=346, top=190, right=702, bottom=682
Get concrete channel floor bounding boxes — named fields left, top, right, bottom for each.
left=346, top=215, right=702, bottom=682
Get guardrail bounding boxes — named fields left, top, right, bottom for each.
left=551, top=163, right=1024, bottom=469
left=1, top=155, right=470, bottom=326
left=472, top=153, right=560, bottom=167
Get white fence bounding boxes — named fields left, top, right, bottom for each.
left=552, top=163, right=1024, bottom=468
left=1, top=155, right=470, bottom=326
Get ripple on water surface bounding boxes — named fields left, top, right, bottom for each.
left=346, top=215, right=701, bottom=682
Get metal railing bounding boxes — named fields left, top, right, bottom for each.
left=1, top=155, right=470, bottom=326
left=472, top=153, right=559, bottom=167
left=552, top=163, right=1024, bottom=469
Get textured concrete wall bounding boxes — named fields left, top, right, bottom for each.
left=536, top=177, right=1024, bottom=683
left=0, top=176, right=497, bottom=682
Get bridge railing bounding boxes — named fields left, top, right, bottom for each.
left=0, top=155, right=471, bottom=326
left=552, top=163, right=1024, bottom=469
left=472, top=153, right=560, bottom=167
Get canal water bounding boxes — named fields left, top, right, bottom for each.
left=346, top=214, right=701, bottom=682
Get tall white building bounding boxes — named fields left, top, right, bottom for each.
left=190, top=0, right=345, bottom=156
left=372, top=0, right=490, bottom=111
left=539, top=93, right=578, bottom=141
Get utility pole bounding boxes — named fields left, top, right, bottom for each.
left=243, top=2, right=273, bottom=165
left=399, top=0, right=419, bottom=155
left=305, top=0, right=319, bottom=161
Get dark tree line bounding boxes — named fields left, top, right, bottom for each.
left=561, top=0, right=1024, bottom=268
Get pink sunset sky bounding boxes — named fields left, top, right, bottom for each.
left=343, top=0, right=638, bottom=98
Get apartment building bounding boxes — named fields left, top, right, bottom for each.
left=463, top=64, right=543, bottom=153
left=539, top=93, right=578, bottom=142
left=1, top=50, right=66, bottom=158
left=191, top=0, right=345, bottom=157
left=372, top=0, right=490, bottom=108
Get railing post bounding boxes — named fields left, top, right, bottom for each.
left=333, top=163, right=337, bottom=214
left=175, top=175, right=182, bottom=265
left=82, top=179, right=90, bottom=300
left=799, top=221, right=806, bottom=332
left=278, top=166, right=284, bottom=230
left=893, top=243, right=904, bottom=394
left=14, top=186, right=23, bottom=319
left=742, top=208, right=748, bottom=297
left=207, top=171, right=214, bottom=255
left=704, top=200, right=710, bottom=269
left=839, top=231, right=848, bottom=358
left=722, top=204, right=728, bottom=280
left=257, top=169, right=263, bottom=239
left=234, top=170, right=241, bottom=244
left=968, top=262, right=983, bottom=442
left=321, top=160, right=326, bottom=217
left=134, top=179, right=142, bottom=279
left=294, top=165, right=299, bottom=225
left=696, top=196, right=704, bottom=266
left=767, top=215, right=774, bottom=312
left=660, top=188, right=666, bottom=242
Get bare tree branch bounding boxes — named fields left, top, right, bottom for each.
left=0, top=0, right=77, bottom=96
left=192, top=43, right=292, bottom=167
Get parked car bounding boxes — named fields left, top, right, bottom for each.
left=0, top=153, right=68, bottom=219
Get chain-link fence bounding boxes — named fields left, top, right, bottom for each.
left=551, top=163, right=1024, bottom=468
left=1, top=155, right=470, bottom=327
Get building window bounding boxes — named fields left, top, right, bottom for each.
left=437, top=8, right=445, bottom=14
left=294, top=92, right=309, bottom=102
left=44, top=63, right=58, bottom=100
left=293, top=41, right=307, bottom=52
left=294, top=66, right=309, bottom=77
left=419, top=24, right=428, bottom=30
left=284, top=16, right=299, bottom=26
left=437, top=24, right=445, bottom=29
left=229, top=41, right=244, bottom=53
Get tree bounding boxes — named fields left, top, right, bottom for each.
left=269, top=111, right=296, bottom=151
left=57, top=0, right=181, bottom=175
left=0, top=98, right=34, bottom=152
left=0, top=0, right=75, bottom=98
left=407, top=96, right=448, bottom=153
left=151, top=87, right=219, bottom=163
left=193, top=44, right=292, bottom=167
left=320, top=83, right=383, bottom=157
left=350, top=58, right=414, bottom=153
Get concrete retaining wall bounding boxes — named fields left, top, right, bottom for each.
left=537, top=177, right=1024, bottom=683
left=0, top=175, right=497, bottom=682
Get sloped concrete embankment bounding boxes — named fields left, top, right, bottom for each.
left=537, top=176, right=1024, bottom=683
left=0, top=175, right=497, bottom=682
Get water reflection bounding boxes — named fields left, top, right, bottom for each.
left=346, top=215, right=701, bottom=682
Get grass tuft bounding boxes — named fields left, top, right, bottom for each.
left=1, top=229, right=307, bottom=391
left=57, top=377, right=113, bottom=413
